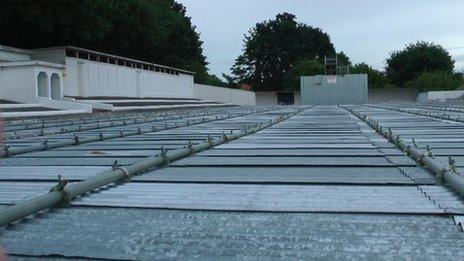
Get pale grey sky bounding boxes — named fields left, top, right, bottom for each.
left=177, top=0, right=464, bottom=77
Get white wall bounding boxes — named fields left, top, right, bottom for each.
left=0, top=66, right=36, bottom=103
left=256, top=92, right=278, bottom=105
left=0, top=62, right=64, bottom=103
left=255, top=91, right=301, bottom=105
left=65, top=57, right=194, bottom=98
left=193, top=84, right=255, bottom=105
left=369, top=88, right=417, bottom=103
left=417, top=90, right=464, bottom=102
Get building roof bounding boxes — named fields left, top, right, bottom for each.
left=1, top=104, right=464, bottom=259
left=0, top=60, right=65, bottom=69
left=0, top=44, right=33, bottom=55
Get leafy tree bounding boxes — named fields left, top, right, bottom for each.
left=0, top=0, right=219, bottom=84
left=199, top=74, right=229, bottom=87
left=385, top=41, right=455, bottom=87
left=337, top=52, right=351, bottom=66
left=231, top=13, right=335, bottom=91
left=405, top=71, right=464, bottom=92
left=351, top=63, right=387, bottom=89
left=283, top=59, right=324, bottom=91
left=222, top=74, right=240, bottom=89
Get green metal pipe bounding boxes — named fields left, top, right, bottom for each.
left=0, top=192, right=63, bottom=226
left=408, top=147, right=424, bottom=161
left=444, top=172, right=464, bottom=198
left=421, top=156, right=447, bottom=175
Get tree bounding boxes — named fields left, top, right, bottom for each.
left=283, top=59, right=324, bottom=91
left=200, top=74, right=229, bottom=87
left=337, top=52, right=351, bottom=66
left=351, top=63, right=387, bottom=89
left=231, top=13, right=335, bottom=91
left=405, top=71, right=464, bottom=92
left=222, top=74, right=240, bottom=89
left=0, top=0, right=219, bottom=84
left=385, top=41, right=455, bottom=87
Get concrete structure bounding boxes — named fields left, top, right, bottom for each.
left=194, top=84, right=255, bottom=105
left=417, top=90, right=464, bottom=102
left=0, top=45, right=93, bottom=117
left=0, top=61, right=65, bottom=103
left=0, top=44, right=236, bottom=117
left=255, top=91, right=301, bottom=105
left=40, top=46, right=195, bottom=99
left=0, top=45, right=195, bottom=101
left=301, top=74, right=368, bottom=105
left=368, top=87, right=417, bottom=103
left=2, top=46, right=195, bottom=99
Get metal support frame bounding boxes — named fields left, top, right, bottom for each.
left=4, top=107, right=235, bottom=139
left=0, top=109, right=303, bottom=226
left=1, top=107, right=276, bottom=158
left=342, top=105, right=464, bottom=199
left=367, top=104, right=464, bottom=124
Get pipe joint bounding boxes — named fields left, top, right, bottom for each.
left=159, top=147, right=170, bottom=166
left=49, top=175, right=71, bottom=207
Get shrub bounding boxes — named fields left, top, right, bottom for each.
left=405, top=71, right=464, bottom=92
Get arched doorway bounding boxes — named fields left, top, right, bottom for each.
left=37, top=72, right=49, bottom=97
left=50, top=73, right=61, bottom=100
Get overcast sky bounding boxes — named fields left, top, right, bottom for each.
left=177, top=0, right=464, bottom=78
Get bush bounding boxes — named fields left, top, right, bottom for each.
left=405, top=71, right=464, bottom=92
left=351, top=63, right=387, bottom=89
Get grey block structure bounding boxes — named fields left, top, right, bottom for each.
left=301, top=74, right=368, bottom=105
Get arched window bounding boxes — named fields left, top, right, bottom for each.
left=50, top=73, right=61, bottom=100
left=37, top=72, right=49, bottom=97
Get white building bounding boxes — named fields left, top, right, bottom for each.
left=0, top=44, right=257, bottom=118
left=1, top=44, right=196, bottom=100
left=0, top=44, right=209, bottom=117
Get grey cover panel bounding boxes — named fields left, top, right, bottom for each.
left=72, top=183, right=444, bottom=214
left=3, top=208, right=464, bottom=260
left=0, top=182, right=56, bottom=204
left=172, top=156, right=398, bottom=166
left=135, top=166, right=427, bottom=185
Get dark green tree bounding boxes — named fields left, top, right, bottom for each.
left=283, top=59, right=324, bottom=91
left=336, top=52, right=351, bottom=66
left=405, top=71, right=464, bottom=92
left=222, top=74, right=240, bottom=89
left=385, top=41, right=455, bottom=87
left=351, top=63, right=387, bottom=89
left=0, top=0, right=219, bottom=84
left=231, top=13, right=335, bottom=91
